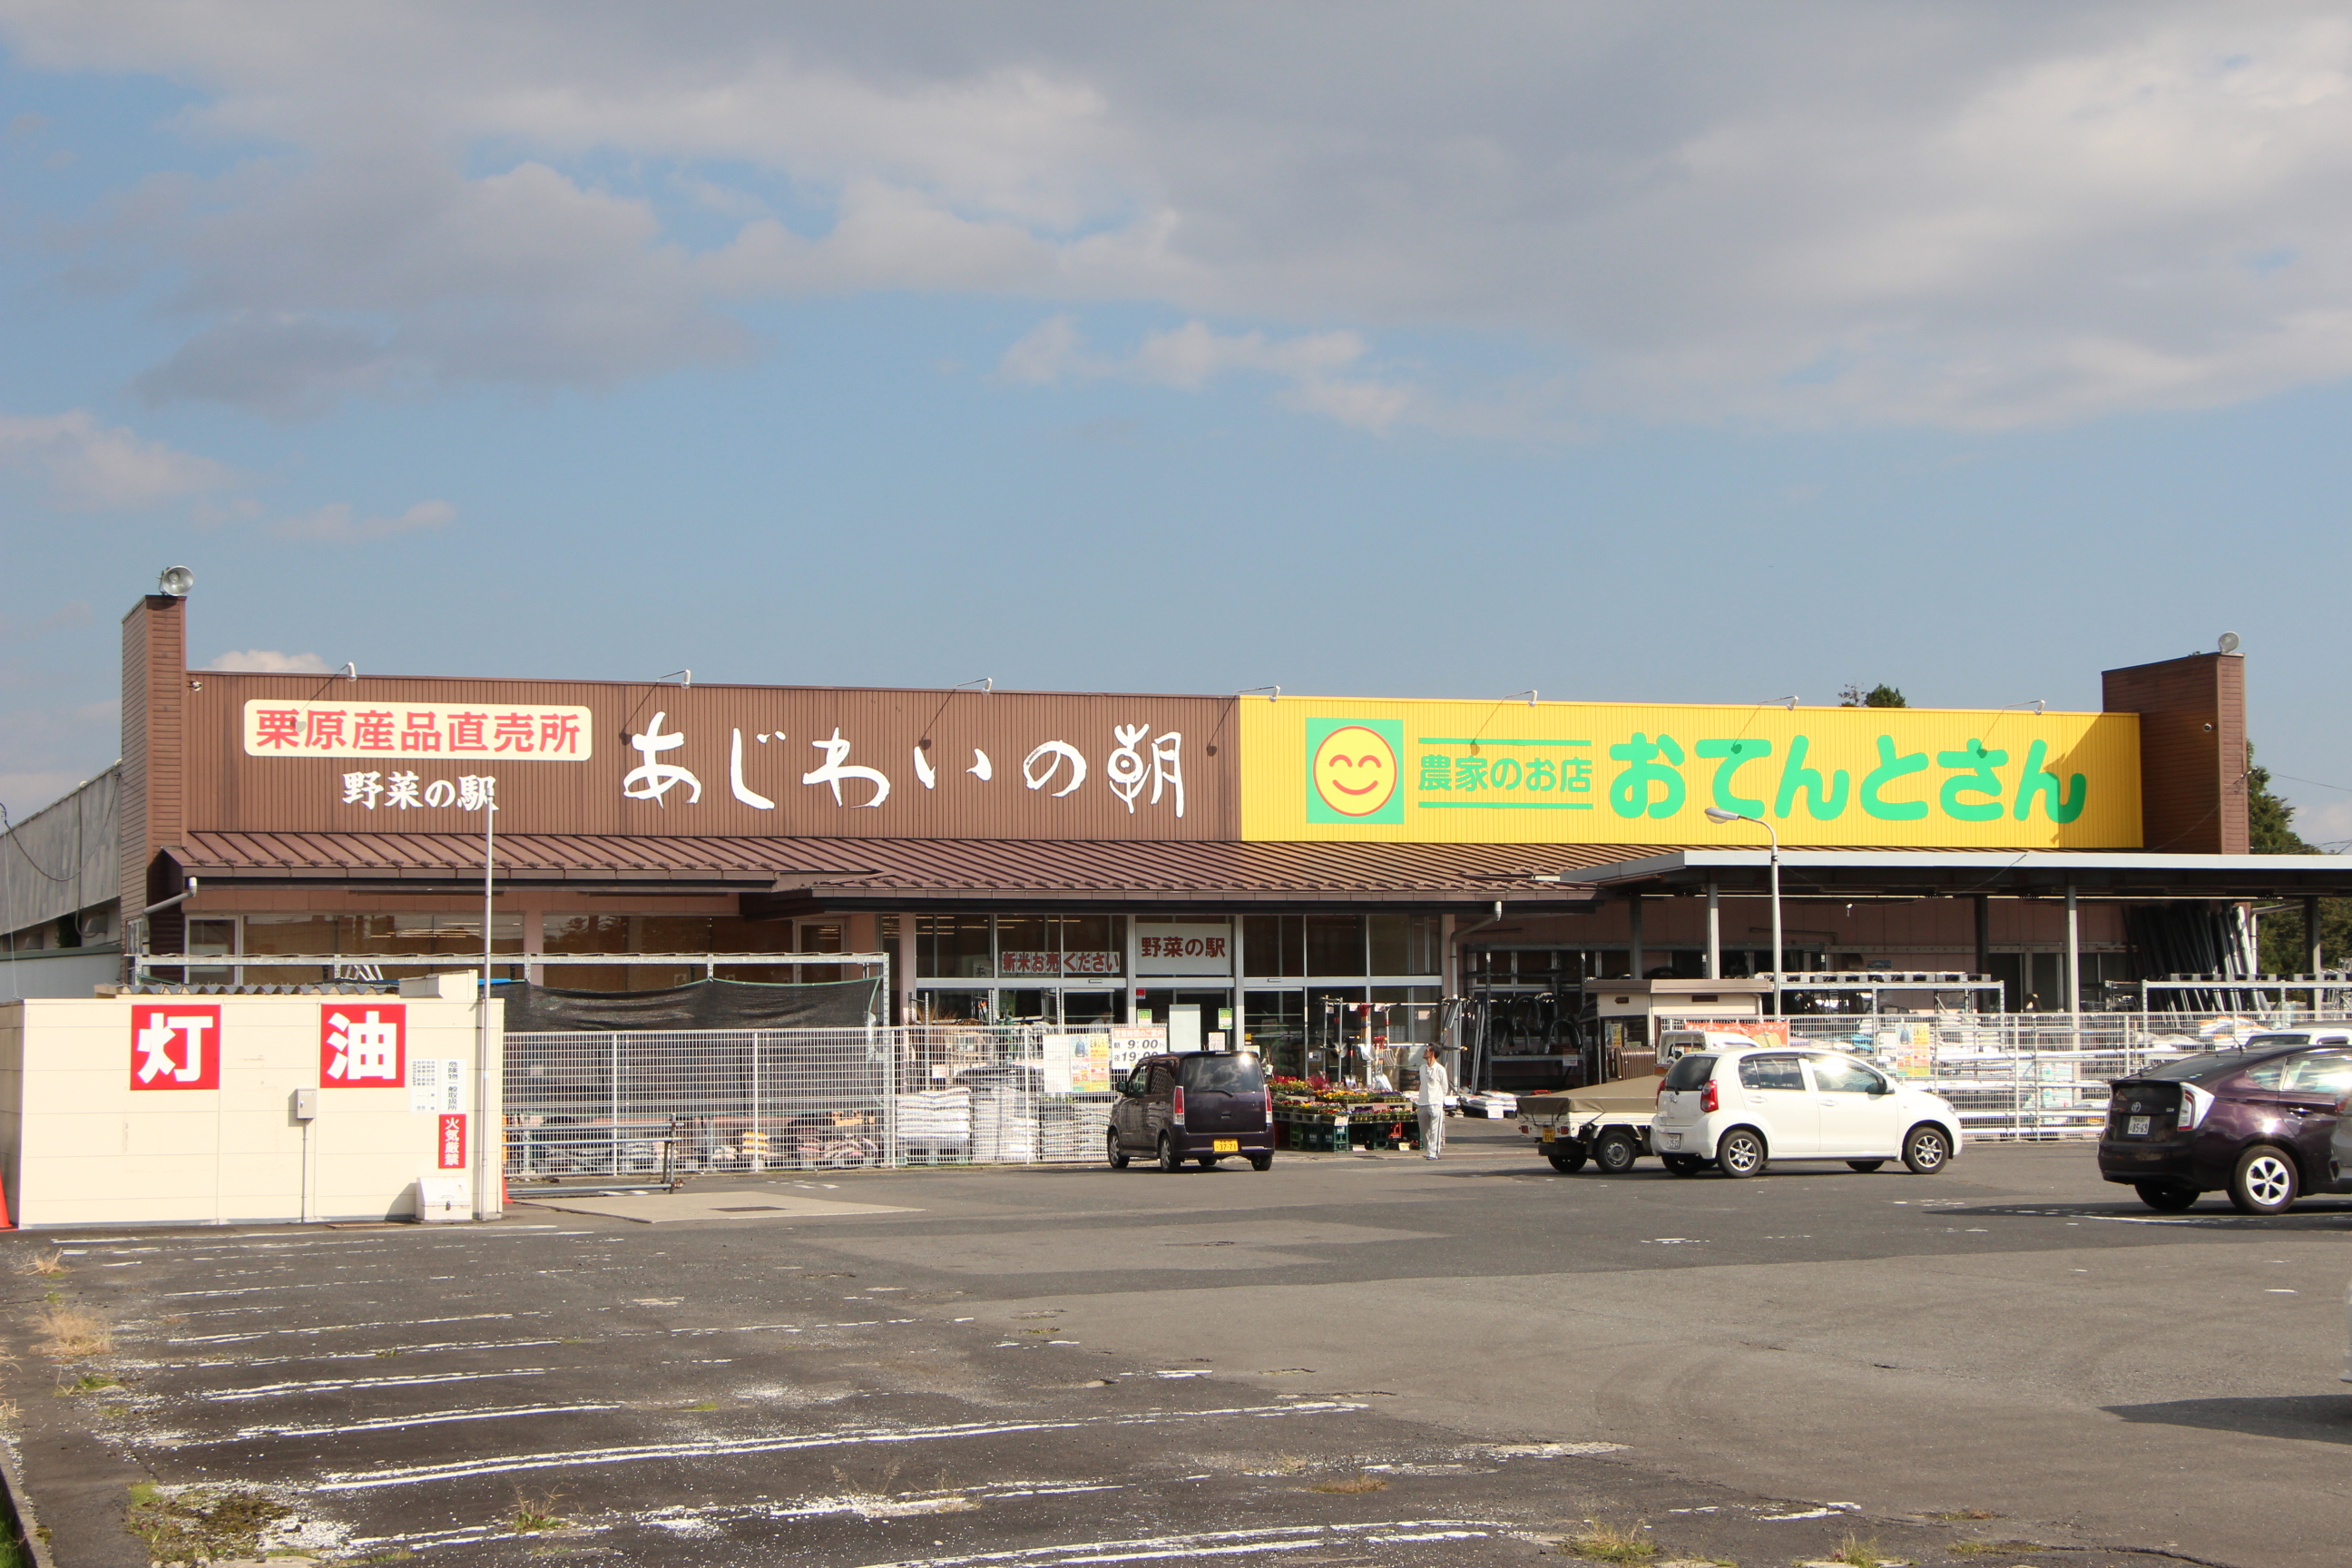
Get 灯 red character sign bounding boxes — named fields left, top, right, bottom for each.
left=437, top=1113, right=467, bottom=1171
left=131, top=1004, right=220, bottom=1091
left=320, top=1003, right=407, bottom=1087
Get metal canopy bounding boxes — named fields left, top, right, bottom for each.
left=1562, top=848, right=2352, bottom=900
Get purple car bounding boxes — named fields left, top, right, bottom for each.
left=2099, top=1030, right=2352, bottom=1214
left=1107, top=1052, right=1277, bottom=1172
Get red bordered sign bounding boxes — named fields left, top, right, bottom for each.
left=130, top=1004, right=220, bottom=1091
left=319, top=1002, right=407, bottom=1088
left=436, top=1113, right=468, bottom=1171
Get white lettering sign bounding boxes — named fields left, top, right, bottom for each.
left=246, top=701, right=591, bottom=760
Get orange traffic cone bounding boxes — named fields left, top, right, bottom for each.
left=0, top=1179, right=16, bottom=1231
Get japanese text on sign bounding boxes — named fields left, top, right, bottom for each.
left=998, top=951, right=1122, bottom=976
left=321, top=1004, right=407, bottom=1087
left=130, top=1004, right=220, bottom=1091
left=437, top=1113, right=468, bottom=1171
left=245, top=701, right=592, bottom=760
left=340, top=771, right=495, bottom=812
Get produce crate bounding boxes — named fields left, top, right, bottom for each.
left=1274, top=1102, right=1417, bottom=1152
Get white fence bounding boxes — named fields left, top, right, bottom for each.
left=1658, top=1011, right=2352, bottom=1141
left=504, top=1024, right=1152, bottom=1181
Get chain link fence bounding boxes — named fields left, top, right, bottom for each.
left=505, top=1024, right=1144, bottom=1181
left=1655, top=1010, right=2352, bottom=1141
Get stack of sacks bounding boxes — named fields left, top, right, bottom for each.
left=897, top=1087, right=971, bottom=1161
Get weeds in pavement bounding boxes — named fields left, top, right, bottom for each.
left=1947, top=1542, right=2047, bottom=1557
left=33, top=1306, right=110, bottom=1360
left=1562, top=1521, right=1658, bottom=1563
left=55, top=1371, right=119, bottom=1396
left=0, top=1397, right=19, bottom=1426
left=510, top=1486, right=571, bottom=1533
left=125, top=1483, right=288, bottom=1562
left=1306, top=1473, right=1388, bottom=1494
left=1927, top=1509, right=1999, bottom=1521
left=13, top=1250, right=64, bottom=1278
left=1826, top=1534, right=1886, bottom=1566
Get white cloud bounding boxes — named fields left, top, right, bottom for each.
left=203, top=649, right=330, bottom=674
left=997, top=316, right=1418, bottom=431
left=271, top=498, right=457, bottom=544
left=12, top=5, right=2352, bottom=427
left=0, top=409, right=235, bottom=510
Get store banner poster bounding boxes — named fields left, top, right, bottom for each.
left=1240, top=698, right=2141, bottom=848
left=1042, top=1034, right=1114, bottom=1094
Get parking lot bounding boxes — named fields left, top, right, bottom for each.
left=6, top=1125, right=2349, bottom=1566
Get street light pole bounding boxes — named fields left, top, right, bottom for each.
left=1704, top=807, right=1781, bottom=1016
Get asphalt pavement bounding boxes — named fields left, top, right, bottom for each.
left=5, top=1122, right=2347, bottom=1566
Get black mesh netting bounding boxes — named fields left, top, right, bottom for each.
left=497, top=976, right=881, bottom=1033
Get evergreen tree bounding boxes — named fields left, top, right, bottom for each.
left=1837, top=683, right=1907, bottom=708
left=2247, top=744, right=2351, bottom=972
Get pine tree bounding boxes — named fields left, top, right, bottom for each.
left=1837, top=683, right=1907, bottom=708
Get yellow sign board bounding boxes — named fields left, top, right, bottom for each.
left=1240, top=698, right=2141, bottom=848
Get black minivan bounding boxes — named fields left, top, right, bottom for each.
left=1107, top=1052, right=1276, bottom=1171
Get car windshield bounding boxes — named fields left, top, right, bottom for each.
left=1179, top=1055, right=1266, bottom=1093
left=1660, top=1054, right=1716, bottom=1091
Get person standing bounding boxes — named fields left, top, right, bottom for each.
left=1415, top=1044, right=1449, bottom=1160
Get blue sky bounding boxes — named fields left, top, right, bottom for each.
left=4, top=4, right=2350, bottom=843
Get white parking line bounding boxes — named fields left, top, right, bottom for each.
left=201, top=1367, right=554, bottom=1402
left=205, top=1402, right=626, bottom=1443
left=315, top=1400, right=1367, bottom=1492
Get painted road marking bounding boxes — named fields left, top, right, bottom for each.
left=315, top=1400, right=1368, bottom=1492
left=201, top=1367, right=554, bottom=1402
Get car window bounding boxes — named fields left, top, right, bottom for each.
left=1738, top=1054, right=1805, bottom=1091
left=2136, top=1052, right=2249, bottom=1082
left=1119, top=1063, right=1151, bottom=1095
left=2244, top=1034, right=2318, bottom=1054
left=1661, top=1054, right=1717, bottom=1091
left=1146, top=1059, right=1177, bottom=1096
left=1808, top=1054, right=1887, bottom=1094
left=1180, top=1054, right=1265, bottom=1092
left=2278, top=1053, right=2352, bottom=1095
left=2239, top=1057, right=2297, bottom=1090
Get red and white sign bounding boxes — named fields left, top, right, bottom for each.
left=130, top=1004, right=220, bottom=1091
left=320, top=1003, right=407, bottom=1087
left=243, top=699, right=593, bottom=760
left=998, top=951, right=1122, bottom=977
left=436, top=1112, right=468, bottom=1171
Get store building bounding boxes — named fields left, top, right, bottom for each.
left=6, top=585, right=2352, bottom=1083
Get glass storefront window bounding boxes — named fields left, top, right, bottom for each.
left=916, top=916, right=992, bottom=979
left=1242, top=915, right=1302, bottom=978
left=1305, top=915, right=1363, bottom=977
left=1372, top=985, right=1442, bottom=1044
left=1367, top=914, right=1409, bottom=975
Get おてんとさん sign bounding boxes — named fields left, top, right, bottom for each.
left=320, top=1004, right=407, bottom=1088
left=1242, top=698, right=2142, bottom=849
left=131, top=1004, right=220, bottom=1091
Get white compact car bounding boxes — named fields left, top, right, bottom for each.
left=1650, top=1045, right=1965, bottom=1178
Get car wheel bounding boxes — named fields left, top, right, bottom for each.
left=1196, top=1156, right=1219, bottom=1169
left=2135, top=1180, right=2197, bottom=1212
left=1249, top=1152, right=1273, bottom=1171
left=1716, top=1127, right=1768, bottom=1178
left=1901, top=1124, right=1952, bottom=1175
left=1847, top=1160, right=1886, bottom=1173
left=1546, top=1147, right=1588, bottom=1174
left=2230, top=1145, right=2299, bottom=1215
left=1661, top=1153, right=1705, bottom=1177
left=1592, top=1130, right=1641, bottom=1174
left=1156, top=1134, right=1182, bottom=1173
left=1106, top=1128, right=1129, bottom=1170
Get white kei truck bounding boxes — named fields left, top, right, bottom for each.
left=1514, top=1028, right=1766, bottom=1173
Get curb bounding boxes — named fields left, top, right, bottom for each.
left=0, top=1436, right=59, bottom=1568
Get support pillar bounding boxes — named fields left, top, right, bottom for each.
left=1974, top=894, right=1992, bottom=1010
left=1705, top=881, right=1721, bottom=980
left=1628, top=894, right=1644, bottom=980
left=2065, top=885, right=2082, bottom=1030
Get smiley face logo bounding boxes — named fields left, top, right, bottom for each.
left=1310, top=724, right=1400, bottom=818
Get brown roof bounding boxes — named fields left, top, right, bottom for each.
left=163, top=830, right=1632, bottom=908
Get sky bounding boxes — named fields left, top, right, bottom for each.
left=3, top=2, right=2350, bottom=843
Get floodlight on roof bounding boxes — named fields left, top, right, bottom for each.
left=157, top=565, right=193, bottom=597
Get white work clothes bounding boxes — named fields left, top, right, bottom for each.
left=1416, top=1055, right=1448, bottom=1159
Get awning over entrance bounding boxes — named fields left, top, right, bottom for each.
left=1561, top=848, right=2352, bottom=900
left=159, top=830, right=1618, bottom=912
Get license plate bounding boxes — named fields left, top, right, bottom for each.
left=1212, top=1139, right=1240, bottom=1152
left=1659, top=1132, right=1681, bottom=1150
left=2127, top=1115, right=2151, bottom=1136
left=1539, top=1126, right=1555, bottom=1142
